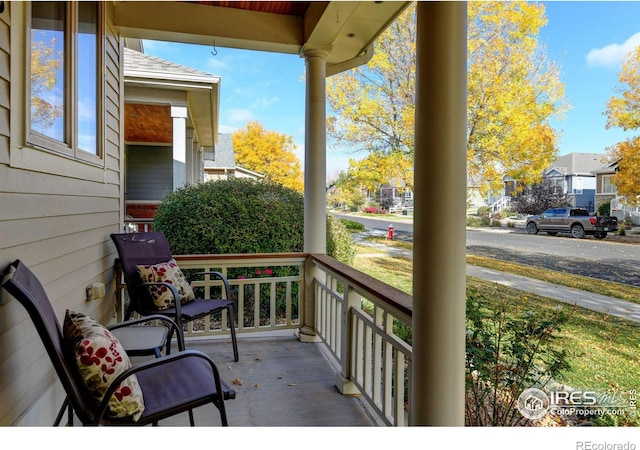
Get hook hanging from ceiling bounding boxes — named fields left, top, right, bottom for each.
left=211, top=41, right=217, bottom=56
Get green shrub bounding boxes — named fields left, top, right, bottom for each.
left=153, top=178, right=355, bottom=264
left=154, top=179, right=303, bottom=254
left=467, top=215, right=491, bottom=227
left=598, top=201, right=611, bottom=216
left=465, top=286, right=571, bottom=426
left=327, top=214, right=355, bottom=266
left=340, top=219, right=366, bottom=232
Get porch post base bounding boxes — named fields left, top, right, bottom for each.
left=335, top=374, right=359, bottom=396
left=298, top=326, right=321, bottom=343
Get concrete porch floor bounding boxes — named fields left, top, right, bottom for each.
left=143, top=333, right=378, bottom=427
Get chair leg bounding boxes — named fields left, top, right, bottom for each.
left=54, top=398, right=69, bottom=426
left=189, top=409, right=195, bottom=426
left=217, top=399, right=229, bottom=426
left=228, top=305, right=239, bottom=362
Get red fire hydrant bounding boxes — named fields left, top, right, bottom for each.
left=387, top=224, right=394, bottom=240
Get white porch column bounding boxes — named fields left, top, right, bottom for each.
left=299, top=47, right=330, bottom=342
left=185, top=128, right=195, bottom=185
left=171, top=106, right=188, bottom=191
left=411, top=2, right=467, bottom=426
left=302, top=47, right=329, bottom=254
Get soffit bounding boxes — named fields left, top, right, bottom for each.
left=113, top=1, right=410, bottom=74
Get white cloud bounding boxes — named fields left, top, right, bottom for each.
left=206, top=56, right=231, bottom=74
left=586, top=32, right=640, bottom=68
left=226, top=108, right=254, bottom=124
left=250, top=96, right=279, bottom=110
left=218, top=124, right=239, bottom=134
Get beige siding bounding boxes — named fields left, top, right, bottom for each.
left=0, top=6, right=9, bottom=165
left=0, top=3, right=123, bottom=426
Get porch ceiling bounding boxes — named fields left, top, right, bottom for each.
left=125, top=104, right=172, bottom=143
left=112, top=1, right=410, bottom=75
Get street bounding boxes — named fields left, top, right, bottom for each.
left=333, top=213, right=640, bottom=286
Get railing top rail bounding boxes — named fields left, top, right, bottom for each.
left=173, top=254, right=307, bottom=268
left=174, top=253, right=306, bottom=262
left=310, top=253, right=413, bottom=319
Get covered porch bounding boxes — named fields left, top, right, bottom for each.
left=0, top=1, right=467, bottom=427
left=113, top=1, right=468, bottom=426
left=112, top=251, right=412, bottom=426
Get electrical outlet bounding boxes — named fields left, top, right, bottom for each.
left=86, top=282, right=106, bottom=300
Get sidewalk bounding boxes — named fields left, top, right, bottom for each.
left=467, top=265, right=640, bottom=323
left=352, top=230, right=640, bottom=323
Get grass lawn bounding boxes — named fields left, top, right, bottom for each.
left=353, top=239, right=640, bottom=425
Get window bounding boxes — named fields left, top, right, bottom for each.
left=602, top=175, right=616, bottom=194
left=28, top=1, right=102, bottom=161
left=573, top=177, right=583, bottom=195
left=548, top=177, right=563, bottom=196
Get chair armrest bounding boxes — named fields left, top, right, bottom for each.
left=107, top=314, right=185, bottom=351
left=94, top=349, right=235, bottom=423
left=189, top=271, right=231, bottom=299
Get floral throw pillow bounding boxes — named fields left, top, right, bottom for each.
left=136, top=258, right=195, bottom=310
left=63, top=310, right=145, bottom=421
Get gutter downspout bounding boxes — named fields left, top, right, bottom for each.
left=326, top=43, right=373, bottom=77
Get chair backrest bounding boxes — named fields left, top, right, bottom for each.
left=1, top=260, right=96, bottom=423
left=110, top=232, right=174, bottom=314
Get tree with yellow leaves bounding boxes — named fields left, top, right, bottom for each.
left=327, top=2, right=568, bottom=197
left=605, top=45, right=640, bottom=205
left=232, top=121, right=304, bottom=193
left=30, top=36, right=64, bottom=130
left=468, top=1, right=568, bottom=196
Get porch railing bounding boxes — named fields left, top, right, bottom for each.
left=113, top=252, right=414, bottom=426
left=611, top=196, right=640, bottom=225
left=311, top=254, right=412, bottom=426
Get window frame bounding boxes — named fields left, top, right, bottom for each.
left=25, top=1, right=104, bottom=166
left=601, top=174, right=616, bottom=194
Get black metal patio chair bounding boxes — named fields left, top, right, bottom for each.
left=54, top=313, right=184, bottom=426
left=110, top=231, right=239, bottom=362
left=1, top=259, right=235, bottom=426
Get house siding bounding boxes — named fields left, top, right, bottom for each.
left=0, top=4, right=8, bottom=166
left=0, top=2, right=123, bottom=426
left=125, top=145, right=173, bottom=200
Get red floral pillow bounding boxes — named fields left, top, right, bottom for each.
left=63, top=310, right=145, bottom=421
left=136, top=258, right=195, bottom=310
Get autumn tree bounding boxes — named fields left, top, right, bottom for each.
left=326, top=4, right=415, bottom=197
left=327, top=2, right=568, bottom=197
left=509, top=178, right=569, bottom=215
left=30, top=36, right=64, bottom=130
left=468, top=1, right=567, bottom=195
left=232, top=121, right=304, bottom=193
left=330, top=151, right=413, bottom=210
left=604, top=138, right=640, bottom=205
left=605, top=45, right=640, bottom=204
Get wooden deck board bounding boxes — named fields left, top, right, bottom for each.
left=151, top=335, right=376, bottom=427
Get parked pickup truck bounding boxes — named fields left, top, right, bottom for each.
left=525, top=207, right=618, bottom=239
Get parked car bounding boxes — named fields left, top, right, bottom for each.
left=525, top=207, right=618, bottom=239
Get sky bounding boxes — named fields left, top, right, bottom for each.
left=141, top=1, right=640, bottom=179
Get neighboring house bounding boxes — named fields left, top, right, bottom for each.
left=203, top=133, right=264, bottom=182
left=595, top=159, right=640, bottom=224
left=594, top=159, right=618, bottom=212
left=542, top=152, right=605, bottom=213
left=123, top=44, right=220, bottom=221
